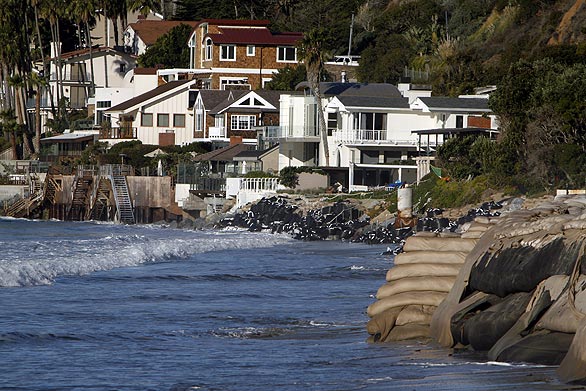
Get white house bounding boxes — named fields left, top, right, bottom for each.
left=103, top=79, right=198, bottom=146
left=49, top=46, right=137, bottom=109
left=264, top=82, right=499, bottom=189
left=124, top=20, right=198, bottom=56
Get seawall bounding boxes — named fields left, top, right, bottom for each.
left=372, top=193, right=586, bottom=383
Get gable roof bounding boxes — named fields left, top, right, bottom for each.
left=209, top=90, right=282, bottom=115
left=106, top=80, right=193, bottom=112
left=206, top=28, right=302, bottom=46
left=128, top=20, right=198, bottom=46
left=418, top=97, right=490, bottom=112
left=233, top=144, right=279, bottom=161
left=193, top=143, right=255, bottom=162
left=197, top=90, right=235, bottom=111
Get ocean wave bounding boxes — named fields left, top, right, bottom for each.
left=0, top=228, right=293, bottom=288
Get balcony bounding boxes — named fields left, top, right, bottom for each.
left=262, top=125, right=320, bottom=142
left=209, top=126, right=226, bottom=139
left=333, top=129, right=423, bottom=147
left=99, top=127, right=137, bottom=140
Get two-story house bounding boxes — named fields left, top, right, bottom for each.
left=187, top=19, right=303, bottom=90
left=49, top=46, right=137, bottom=109
left=266, top=82, right=499, bottom=190
left=124, top=20, right=199, bottom=56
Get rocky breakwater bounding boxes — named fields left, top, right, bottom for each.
left=219, top=195, right=415, bottom=243
left=428, top=194, right=586, bottom=383
left=366, top=218, right=495, bottom=342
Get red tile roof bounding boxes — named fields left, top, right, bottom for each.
left=207, top=28, right=302, bottom=46
left=129, top=20, right=199, bottom=46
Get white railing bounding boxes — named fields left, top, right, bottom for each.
left=239, top=178, right=279, bottom=193
left=333, top=129, right=387, bottom=143
left=209, top=126, right=226, bottom=138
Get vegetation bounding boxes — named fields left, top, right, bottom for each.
left=137, top=24, right=193, bottom=68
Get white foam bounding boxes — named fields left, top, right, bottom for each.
left=0, top=228, right=293, bottom=287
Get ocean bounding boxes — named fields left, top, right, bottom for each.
left=0, top=218, right=567, bottom=390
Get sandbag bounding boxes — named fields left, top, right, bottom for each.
left=460, top=292, right=532, bottom=351
left=395, top=305, right=436, bottom=326
left=366, top=306, right=404, bottom=343
left=496, top=330, right=574, bottom=366
left=469, top=236, right=579, bottom=297
left=536, top=275, right=586, bottom=334
left=402, top=236, right=478, bottom=253
left=393, top=251, right=467, bottom=265
left=386, top=263, right=462, bottom=282
left=558, top=317, right=586, bottom=383
left=376, top=276, right=456, bottom=299
left=461, top=231, right=484, bottom=239
left=367, top=291, right=446, bottom=318
left=385, top=324, right=430, bottom=341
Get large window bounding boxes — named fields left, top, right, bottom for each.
left=277, top=46, right=297, bottom=62
left=231, top=115, right=256, bottom=130
left=142, top=113, right=153, bottom=126
left=220, top=45, right=236, bottom=61
left=174, top=114, right=185, bottom=127
left=157, top=113, right=169, bottom=127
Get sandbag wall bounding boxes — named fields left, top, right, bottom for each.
left=429, top=196, right=586, bottom=383
left=366, top=223, right=488, bottom=342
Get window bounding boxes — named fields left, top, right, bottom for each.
left=174, top=114, right=185, bottom=127
left=277, top=46, right=297, bottom=62
left=195, top=109, right=203, bottom=131
left=157, top=113, right=169, bottom=127
left=220, top=45, right=236, bottom=61
left=231, top=115, right=256, bottom=130
left=205, top=38, right=213, bottom=60
left=247, top=45, right=255, bottom=56
left=456, top=115, right=464, bottom=128
left=327, top=112, right=338, bottom=136
left=97, top=101, right=111, bottom=108
left=142, top=113, right=153, bottom=126
left=119, top=63, right=126, bottom=73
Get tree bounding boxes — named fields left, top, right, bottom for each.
left=298, top=28, right=331, bottom=166
left=138, top=24, right=192, bottom=68
left=127, top=0, right=162, bottom=16
left=69, top=0, right=98, bottom=96
left=265, top=65, right=306, bottom=90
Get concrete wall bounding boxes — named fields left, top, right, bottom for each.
left=0, top=185, right=27, bottom=202
left=298, top=172, right=328, bottom=190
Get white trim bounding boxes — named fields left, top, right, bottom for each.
left=210, top=67, right=279, bottom=74
left=247, top=45, right=255, bottom=56
left=220, top=44, right=237, bottom=61
left=277, top=46, right=297, bottom=63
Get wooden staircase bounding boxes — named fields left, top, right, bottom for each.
left=3, top=189, right=44, bottom=218
left=86, top=178, right=113, bottom=221
left=67, top=174, right=94, bottom=221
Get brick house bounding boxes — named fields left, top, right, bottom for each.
left=187, top=19, right=303, bottom=90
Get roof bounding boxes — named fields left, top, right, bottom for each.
left=208, top=90, right=282, bottom=115
left=336, top=96, right=409, bottom=109
left=297, top=82, right=403, bottom=98
left=133, top=67, right=158, bottom=75
left=56, top=46, right=135, bottom=61
left=107, top=80, right=192, bottom=112
left=40, top=133, right=96, bottom=144
left=234, top=144, right=279, bottom=161
left=193, top=143, right=255, bottom=162
left=128, top=20, right=199, bottom=46
left=198, top=90, right=235, bottom=111
left=418, top=97, right=490, bottom=111
left=206, top=28, right=302, bottom=46
left=199, top=19, right=271, bottom=27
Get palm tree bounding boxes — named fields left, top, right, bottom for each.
left=70, top=0, right=98, bottom=97
left=29, top=71, right=48, bottom=155
left=299, top=28, right=330, bottom=167
left=127, top=0, right=162, bottom=16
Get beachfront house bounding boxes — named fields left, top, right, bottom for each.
left=103, top=79, right=198, bottom=146
left=124, top=20, right=199, bottom=56
left=263, top=81, right=498, bottom=190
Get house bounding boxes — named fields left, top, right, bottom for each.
left=39, top=133, right=98, bottom=163
left=192, top=142, right=256, bottom=176
left=48, top=46, right=137, bottom=109
left=232, top=144, right=280, bottom=175
left=264, top=81, right=499, bottom=190
left=103, top=79, right=198, bottom=146
left=186, top=19, right=303, bottom=89
left=194, top=89, right=281, bottom=144
left=124, top=20, right=199, bottom=56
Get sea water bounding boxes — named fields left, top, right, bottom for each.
left=0, top=218, right=566, bottom=390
